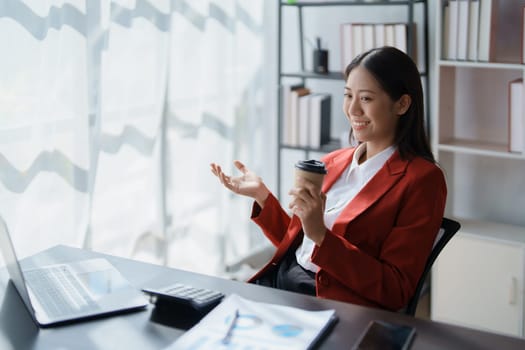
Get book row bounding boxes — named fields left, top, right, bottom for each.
left=340, top=22, right=409, bottom=71
left=443, top=0, right=523, bottom=63
left=281, top=84, right=331, bottom=149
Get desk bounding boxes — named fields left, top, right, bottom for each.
left=1, top=245, right=524, bottom=350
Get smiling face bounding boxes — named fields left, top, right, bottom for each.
left=343, top=66, right=410, bottom=156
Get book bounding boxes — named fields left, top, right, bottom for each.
left=289, top=87, right=311, bottom=146
left=340, top=23, right=354, bottom=71
left=309, top=93, right=332, bottom=148
left=385, top=23, right=396, bottom=47
left=446, top=0, right=459, bottom=60
left=374, top=23, right=386, bottom=48
left=456, top=0, right=470, bottom=60
left=408, top=23, right=419, bottom=62
left=442, top=1, right=450, bottom=58
left=393, top=23, right=407, bottom=54
left=351, top=23, right=364, bottom=58
left=167, top=294, right=338, bottom=350
left=493, top=0, right=522, bottom=63
left=281, top=84, right=304, bottom=146
left=523, top=6, right=525, bottom=64
left=298, top=94, right=312, bottom=148
left=362, top=24, right=375, bottom=52
left=467, top=0, right=480, bottom=61
left=509, top=78, right=524, bottom=153
left=477, top=0, right=496, bottom=62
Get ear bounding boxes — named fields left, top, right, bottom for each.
left=395, top=94, right=411, bottom=116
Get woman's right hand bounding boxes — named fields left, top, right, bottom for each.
left=210, top=160, right=270, bottom=207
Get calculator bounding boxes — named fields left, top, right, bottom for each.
left=142, top=283, right=224, bottom=312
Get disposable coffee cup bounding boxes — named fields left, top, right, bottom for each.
left=294, top=160, right=327, bottom=192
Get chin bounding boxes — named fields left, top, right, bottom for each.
left=353, top=134, right=366, bottom=143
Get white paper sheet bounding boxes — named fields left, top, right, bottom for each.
left=166, top=294, right=337, bottom=350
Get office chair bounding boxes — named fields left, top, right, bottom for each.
left=404, top=217, right=461, bottom=316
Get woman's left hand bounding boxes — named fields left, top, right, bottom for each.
left=288, top=178, right=327, bottom=245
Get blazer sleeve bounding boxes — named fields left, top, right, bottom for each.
left=250, top=193, right=292, bottom=247
left=311, top=163, right=447, bottom=310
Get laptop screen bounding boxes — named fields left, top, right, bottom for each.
left=0, top=216, right=36, bottom=314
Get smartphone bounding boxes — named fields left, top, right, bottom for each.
left=352, top=320, right=416, bottom=350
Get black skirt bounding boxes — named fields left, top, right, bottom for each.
left=254, top=249, right=316, bottom=296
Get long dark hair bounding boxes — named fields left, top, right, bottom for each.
left=344, top=46, right=435, bottom=163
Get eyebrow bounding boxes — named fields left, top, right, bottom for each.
left=344, top=87, right=376, bottom=94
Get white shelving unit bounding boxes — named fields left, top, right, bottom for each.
left=431, top=0, right=525, bottom=337
left=432, top=219, right=525, bottom=337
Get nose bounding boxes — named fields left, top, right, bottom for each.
left=345, top=97, right=362, bottom=118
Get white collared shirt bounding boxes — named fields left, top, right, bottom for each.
left=295, top=143, right=396, bottom=272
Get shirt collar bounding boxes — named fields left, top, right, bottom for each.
left=349, top=143, right=396, bottom=177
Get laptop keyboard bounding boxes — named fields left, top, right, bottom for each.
left=24, top=265, right=99, bottom=318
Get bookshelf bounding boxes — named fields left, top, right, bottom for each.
left=277, top=0, right=430, bottom=198
left=431, top=0, right=525, bottom=337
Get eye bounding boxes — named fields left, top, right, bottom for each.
left=344, top=92, right=352, bottom=99
left=360, top=96, right=372, bottom=102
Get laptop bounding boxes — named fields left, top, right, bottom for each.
left=0, top=216, right=148, bottom=327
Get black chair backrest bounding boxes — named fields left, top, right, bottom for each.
left=404, top=217, right=461, bottom=316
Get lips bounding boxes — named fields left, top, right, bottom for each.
left=352, top=120, right=370, bottom=129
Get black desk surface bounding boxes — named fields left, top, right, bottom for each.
left=1, top=245, right=524, bottom=350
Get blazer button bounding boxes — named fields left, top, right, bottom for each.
left=318, top=274, right=329, bottom=286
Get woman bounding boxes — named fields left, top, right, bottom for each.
left=210, top=47, right=446, bottom=311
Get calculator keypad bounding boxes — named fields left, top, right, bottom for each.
left=150, top=283, right=224, bottom=308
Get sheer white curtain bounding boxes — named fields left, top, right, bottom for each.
left=0, top=0, right=276, bottom=276
left=163, top=1, right=277, bottom=275
left=0, top=0, right=91, bottom=258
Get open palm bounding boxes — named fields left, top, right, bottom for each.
left=210, top=160, right=266, bottom=199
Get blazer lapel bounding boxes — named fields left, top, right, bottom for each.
left=331, top=150, right=409, bottom=234
left=322, top=148, right=355, bottom=193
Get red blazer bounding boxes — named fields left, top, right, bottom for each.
left=248, top=148, right=447, bottom=311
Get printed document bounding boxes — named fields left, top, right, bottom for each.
left=166, top=293, right=337, bottom=350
